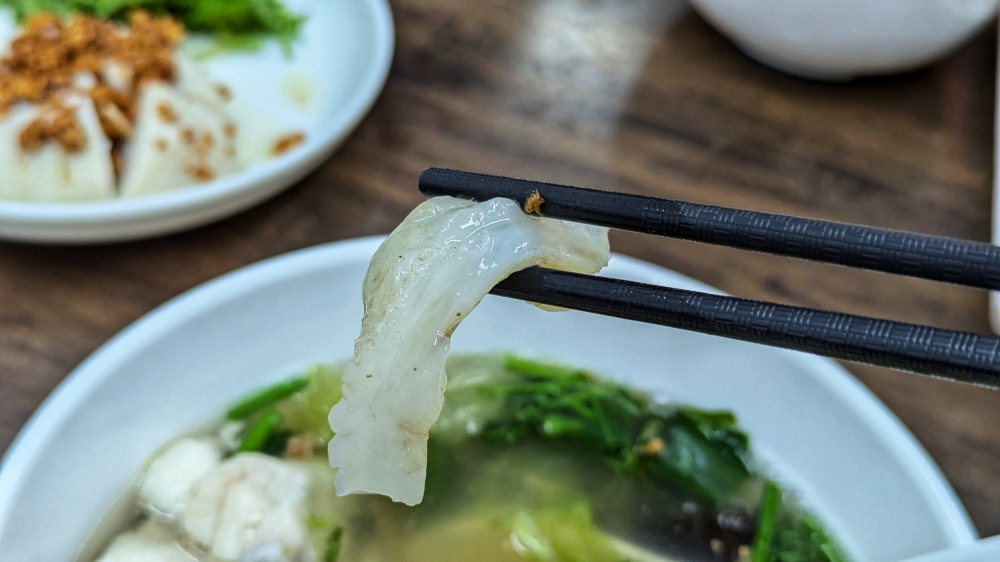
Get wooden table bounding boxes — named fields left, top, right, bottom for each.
left=2, top=0, right=999, bottom=538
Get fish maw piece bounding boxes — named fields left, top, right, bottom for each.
left=139, top=437, right=222, bottom=520
left=0, top=98, right=116, bottom=202
left=96, top=519, right=198, bottom=562
left=182, top=453, right=311, bottom=561
left=118, top=83, right=241, bottom=198
left=175, top=57, right=230, bottom=111
left=328, top=197, right=610, bottom=506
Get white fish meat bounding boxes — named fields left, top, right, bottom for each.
left=139, top=437, right=222, bottom=520
left=119, top=60, right=241, bottom=198
left=95, top=519, right=198, bottom=562
left=0, top=94, right=116, bottom=202
left=182, top=453, right=311, bottom=562
left=327, top=197, right=610, bottom=505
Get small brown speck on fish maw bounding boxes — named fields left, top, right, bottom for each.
left=443, top=318, right=462, bottom=337
left=272, top=132, right=305, bottom=155
left=186, top=164, right=214, bottom=182
left=156, top=103, right=178, bottom=123
left=366, top=374, right=372, bottom=379
left=524, top=190, right=544, bottom=215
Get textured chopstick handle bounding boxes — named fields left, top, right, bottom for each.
left=491, top=268, right=1000, bottom=388
left=421, top=168, right=1000, bottom=291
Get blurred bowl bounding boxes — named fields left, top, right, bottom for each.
left=687, top=0, right=998, bottom=80
left=0, top=0, right=394, bottom=243
left=0, top=236, right=977, bottom=560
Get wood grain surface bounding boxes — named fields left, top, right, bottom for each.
left=2, top=0, right=1000, bottom=538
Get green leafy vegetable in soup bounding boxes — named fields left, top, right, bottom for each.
left=86, top=354, right=846, bottom=562
left=0, top=0, right=304, bottom=49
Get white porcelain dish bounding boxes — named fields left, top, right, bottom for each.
left=688, top=0, right=998, bottom=80
left=901, top=535, right=1000, bottom=562
left=0, top=236, right=976, bottom=561
left=0, top=0, right=394, bottom=243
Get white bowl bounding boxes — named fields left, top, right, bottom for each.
left=901, top=535, right=1000, bottom=562
left=0, top=0, right=394, bottom=243
left=0, top=236, right=976, bottom=560
left=688, top=0, right=998, bottom=80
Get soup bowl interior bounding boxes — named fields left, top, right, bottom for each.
left=0, top=236, right=976, bottom=561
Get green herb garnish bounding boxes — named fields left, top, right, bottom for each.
left=752, top=481, right=780, bottom=562
left=308, top=513, right=335, bottom=530
left=226, top=375, right=310, bottom=420
left=236, top=408, right=283, bottom=452
left=771, top=513, right=848, bottom=562
left=480, top=355, right=753, bottom=506
left=0, top=0, right=305, bottom=51
left=225, top=355, right=848, bottom=562
left=323, top=526, right=344, bottom=562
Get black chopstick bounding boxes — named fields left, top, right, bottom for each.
left=491, top=267, right=1000, bottom=388
left=420, top=168, right=1000, bottom=291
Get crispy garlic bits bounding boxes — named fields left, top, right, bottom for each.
left=0, top=12, right=184, bottom=153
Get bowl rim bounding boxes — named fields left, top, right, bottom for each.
left=0, top=236, right=978, bottom=549
left=0, top=0, right=395, bottom=229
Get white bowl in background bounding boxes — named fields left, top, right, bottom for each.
left=0, top=0, right=394, bottom=243
left=688, top=0, right=998, bottom=80
left=901, top=535, right=1000, bottom=562
left=0, top=236, right=977, bottom=560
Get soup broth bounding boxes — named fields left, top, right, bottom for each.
left=82, top=354, right=845, bottom=562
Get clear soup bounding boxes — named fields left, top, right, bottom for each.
left=81, top=354, right=845, bottom=562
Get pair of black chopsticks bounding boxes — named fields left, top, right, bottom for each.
left=418, top=167, right=1000, bottom=390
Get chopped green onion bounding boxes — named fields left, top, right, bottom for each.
left=236, top=409, right=283, bottom=453
left=323, top=526, right=344, bottom=562
left=751, top=480, right=781, bottom=562
left=226, top=376, right=309, bottom=420
left=504, top=355, right=588, bottom=379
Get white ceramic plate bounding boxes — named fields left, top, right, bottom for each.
left=0, top=0, right=394, bottom=243
left=0, top=237, right=976, bottom=561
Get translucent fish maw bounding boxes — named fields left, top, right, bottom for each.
left=327, top=197, right=610, bottom=505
